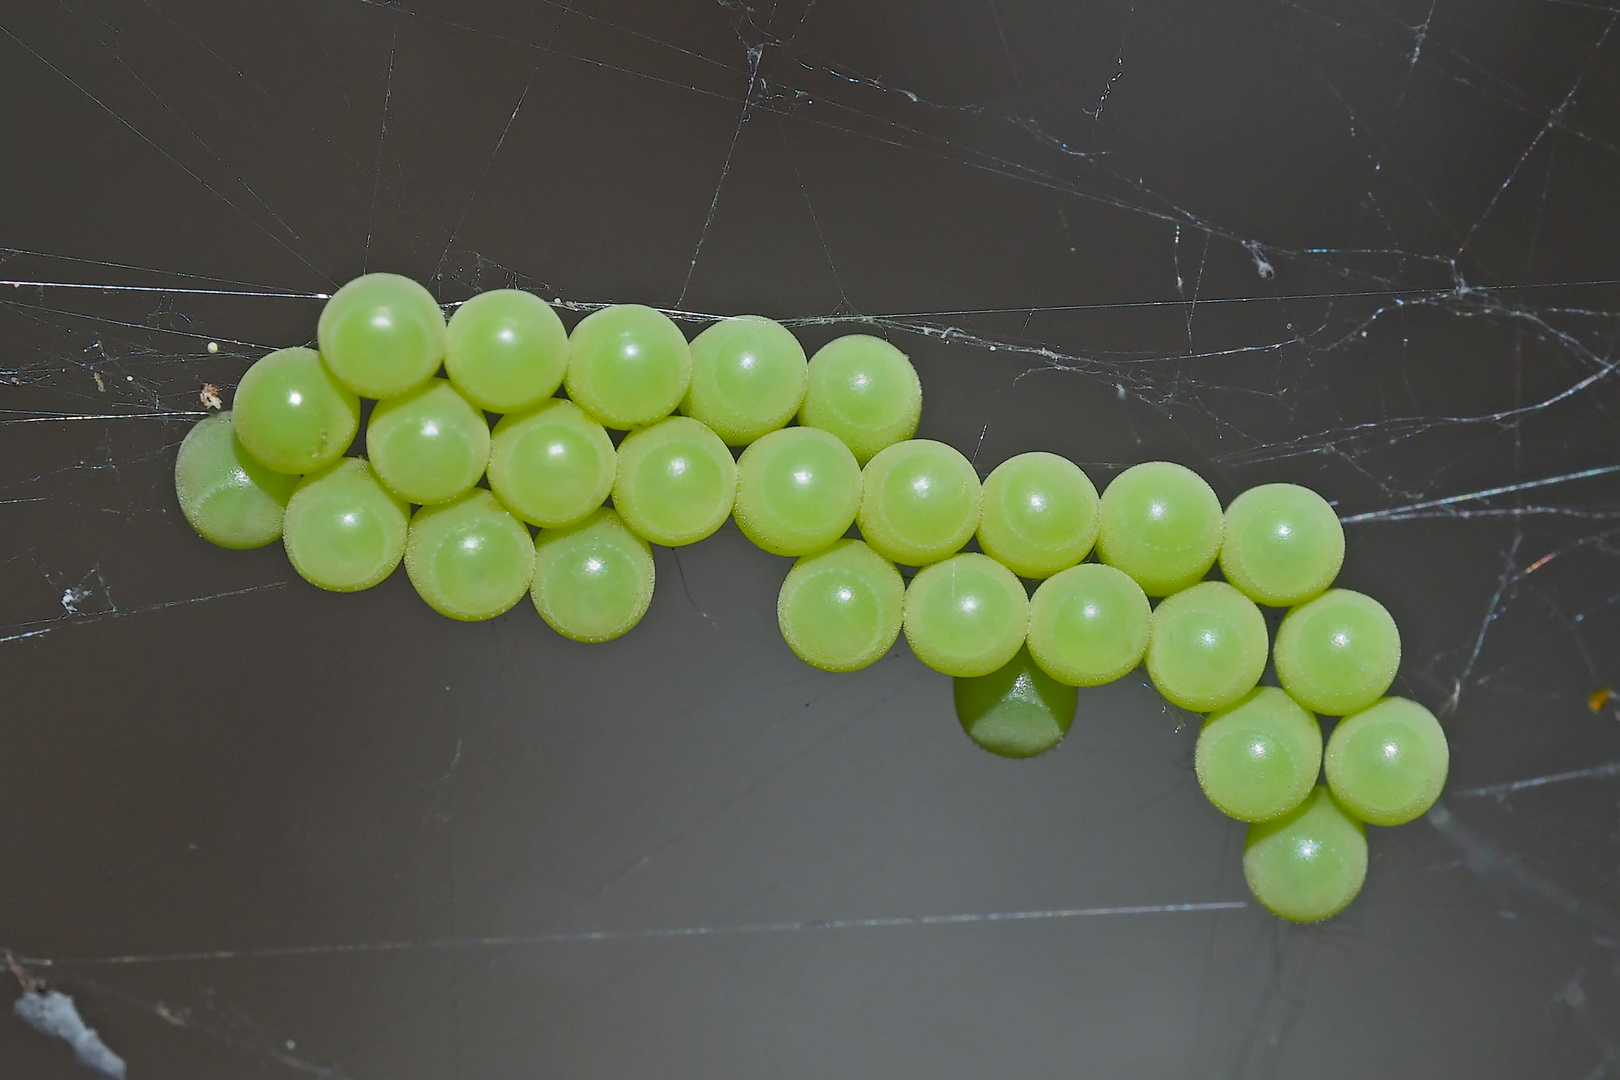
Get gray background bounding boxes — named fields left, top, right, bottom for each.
left=2, top=0, right=1619, bottom=1076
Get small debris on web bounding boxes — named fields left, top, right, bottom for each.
left=61, top=586, right=89, bottom=614
left=200, top=383, right=223, bottom=410
left=12, top=989, right=128, bottom=1079
left=1241, top=240, right=1275, bottom=279
left=1589, top=687, right=1610, bottom=712
left=92, top=372, right=106, bottom=392
left=206, top=341, right=219, bottom=354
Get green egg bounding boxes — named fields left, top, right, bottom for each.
left=1243, top=785, right=1368, bottom=923
left=173, top=412, right=298, bottom=549
left=565, top=304, right=691, bottom=430
left=404, top=489, right=535, bottom=621
left=445, top=289, right=569, bottom=414
left=1145, top=581, right=1269, bottom=712
left=1094, top=461, right=1223, bottom=597
left=317, top=273, right=448, bottom=398
left=612, top=416, right=737, bottom=547
left=1324, top=696, right=1448, bottom=825
left=976, top=452, right=1100, bottom=580
left=531, top=508, right=656, bottom=643
left=230, top=347, right=360, bottom=475
left=282, top=458, right=409, bottom=592
left=487, top=398, right=615, bottom=529
left=734, top=426, right=862, bottom=556
left=954, top=646, right=1078, bottom=758
left=367, top=377, right=491, bottom=506
left=776, top=539, right=905, bottom=672
left=798, top=335, right=922, bottom=465
left=1219, top=483, right=1344, bottom=607
left=1196, top=686, right=1322, bottom=823
left=856, top=439, right=982, bottom=567
left=902, top=552, right=1029, bottom=678
left=1026, top=562, right=1151, bottom=687
left=681, top=315, right=808, bottom=445
left=1273, top=588, right=1400, bottom=715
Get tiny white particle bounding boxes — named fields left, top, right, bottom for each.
left=207, top=341, right=219, bottom=353
left=13, top=990, right=126, bottom=1079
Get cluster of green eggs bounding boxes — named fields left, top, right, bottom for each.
left=175, top=273, right=1447, bottom=924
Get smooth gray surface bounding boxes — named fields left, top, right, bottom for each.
left=2, top=1, right=1619, bottom=1076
